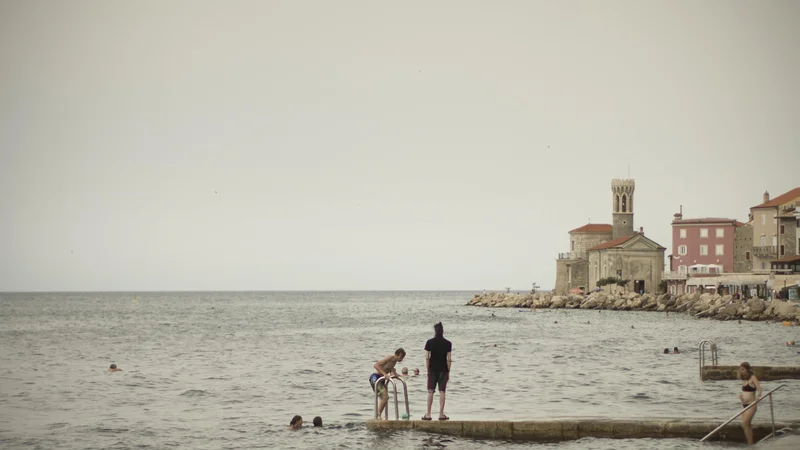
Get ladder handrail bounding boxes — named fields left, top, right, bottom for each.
left=698, top=339, right=718, bottom=378
left=373, top=375, right=410, bottom=420
left=700, top=384, right=787, bottom=442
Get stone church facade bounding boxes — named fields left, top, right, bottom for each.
left=554, top=179, right=665, bottom=295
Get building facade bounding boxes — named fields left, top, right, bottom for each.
left=750, top=188, right=800, bottom=272
left=669, top=215, right=742, bottom=275
left=554, top=224, right=612, bottom=295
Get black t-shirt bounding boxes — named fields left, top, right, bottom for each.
left=424, top=336, right=452, bottom=373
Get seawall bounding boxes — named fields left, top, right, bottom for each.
left=467, top=292, right=800, bottom=322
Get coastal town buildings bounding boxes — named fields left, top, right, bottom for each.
left=750, top=188, right=800, bottom=273
left=664, top=186, right=800, bottom=297
left=554, top=179, right=665, bottom=295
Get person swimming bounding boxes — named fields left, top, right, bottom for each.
left=673, top=347, right=680, bottom=354
left=289, top=415, right=303, bottom=430
left=312, top=416, right=322, bottom=427
left=108, top=364, right=122, bottom=373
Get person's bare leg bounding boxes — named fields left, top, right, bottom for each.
left=742, top=406, right=756, bottom=445
left=425, top=391, right=434, bottom=418
left=378, top=392, right=388, bottom=419
left=439, top=391, right=446, bottom=418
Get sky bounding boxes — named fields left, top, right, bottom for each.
left=1, top=1, right=799, bottom=291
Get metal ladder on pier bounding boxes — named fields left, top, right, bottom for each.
left=374, top=375, right=410, bottom=420
left=698, top=339, right=718, bottom=378
left=700, top=384, right=787, bottom=443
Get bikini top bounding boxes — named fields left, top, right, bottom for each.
left=742, top=383, right=757, bottom=392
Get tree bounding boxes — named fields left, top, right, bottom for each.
left=658, top=280, right=668, bottom=294
left=616, top=279, right=630, bottom=293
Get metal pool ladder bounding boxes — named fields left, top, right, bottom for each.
left=698, top=339, right=718, bottom=378
left=374, top=375, right=410, bottom=420
left=700, top=384, right=787, bottom=443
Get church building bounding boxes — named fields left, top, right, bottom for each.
left=554, top=179, right=666, bottom=295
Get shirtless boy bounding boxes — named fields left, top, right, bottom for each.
left=370, top=348, right=406, bottom=418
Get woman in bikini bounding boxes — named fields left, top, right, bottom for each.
left=737, top=362, right=762, bottom=445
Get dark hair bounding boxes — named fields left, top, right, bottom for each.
left=673, top=347, right=679, bottom=352
left=663, top=348, right=669, bottom=354
left=290, top=415, right=302, bottom=426
left=739, top=362, right=753, bottom=380
left=434, top=322, right=444, bottom=337
left=395, top=348, right=406, bottom=357
left=313, top=416, right=322, bottom=427
left=110, top=364, right=117, bottom=369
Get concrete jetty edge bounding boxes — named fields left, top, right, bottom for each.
left=366, top=418, right=800, bottom=443
left=701, top=365, right=800, bottom=381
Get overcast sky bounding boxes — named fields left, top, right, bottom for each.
left=1, top=1, right=798, bottom=291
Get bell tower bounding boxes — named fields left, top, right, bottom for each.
left=611, top=178, right=635, bottom=239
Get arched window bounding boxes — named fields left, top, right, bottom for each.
left=615, top=195, right=620, bottom=212
left=621, top=194, right=627, bottom=213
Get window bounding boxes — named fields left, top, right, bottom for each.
left=760, top=236, right=767, bottom=246
left=780, top=224, right=785, bottom=235
left=761, top=262, right=766, bottom=270
left=715, top=244, right=724, bottom=255
left=780, top=245, right=785, bottom=256
left=678, top=245, right=687, bottom=255
left=700, top=228, right=708, bottom=238
left=571, top=240, right=575, bottom=251
left=716, top=228, right=724, bottom=238
left=761, top=214, right=766, bottom=225
left=679, top=265, right=687, bottom=273
left=679, top=229, right=686, bottom=239
left=772, top=236, right=777, bottom=246
left=621, top=195, right=627, bottom=212
left=746, top=251, right=751, bottom=261
left=700, top=244, right=708, bottom=255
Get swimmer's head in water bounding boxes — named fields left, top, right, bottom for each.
left=313, top=416, right=322, bottom=427
left=401, top=367, right=408, bottom=375
left=290, top=415, right=303, bottom=427
left=663, top=348, right=669, bottom=354
left=110, top=364, right=117, bottom=369
left=413, top=368, right=420, bottom=375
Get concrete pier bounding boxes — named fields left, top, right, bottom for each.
left=701, top=365, right=800, bottom=381
left=366, top=418, right=800, bottom=443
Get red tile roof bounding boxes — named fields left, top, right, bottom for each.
left=589, top=234, right=637, bottom=250
left=569, top=223, right=613, bottom=234
left=771, top=255, right=800, bottom=264
left=751, top=187, right=800, bottom=209
left=671, top=218, right=741, bottom=225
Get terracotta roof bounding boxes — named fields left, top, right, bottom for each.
left=569, top=223, right=612, bottom=234
left=734, top=221, right=747, bottom=227
left=589, top=234, right=637, bottom=250
left=751, top=187, right=800, bottom=209
left=771, top=255, right=800, bottom=264
left=671, top=218, right=740, bottom=225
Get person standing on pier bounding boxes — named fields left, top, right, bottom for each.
left=738, top=362, right=762, bottom=445
left=422, top=322, right=452, bottom=421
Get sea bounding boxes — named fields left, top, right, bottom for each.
left=1, top=291, right=799, bottom=450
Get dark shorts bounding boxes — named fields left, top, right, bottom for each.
left=427, top=371, right=448, bottom=393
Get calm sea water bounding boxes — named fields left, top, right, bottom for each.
left=1, top=291, right=799, bottom=450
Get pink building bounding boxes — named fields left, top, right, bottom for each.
left=669, top=215, right=743, bottom=275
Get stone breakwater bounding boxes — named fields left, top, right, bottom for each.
left=467, top=292, right=800, bottom=322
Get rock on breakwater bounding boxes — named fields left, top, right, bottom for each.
left=467, top=291, right=800, bottom=322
